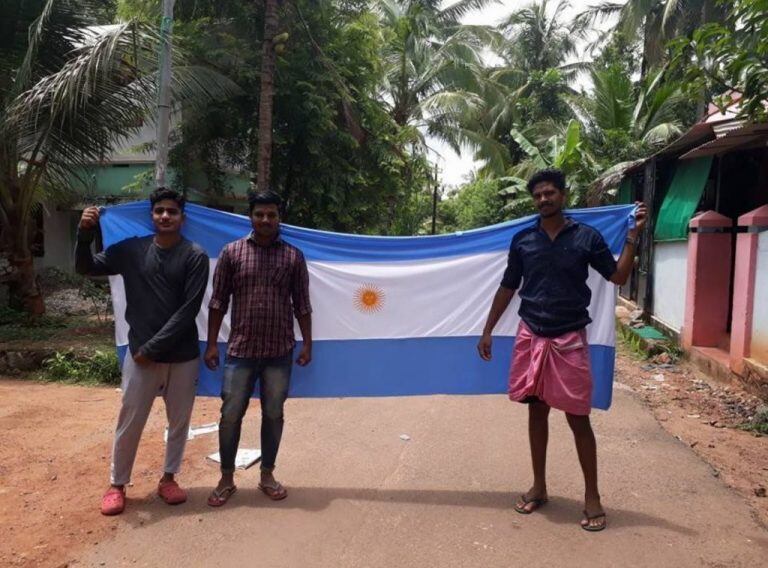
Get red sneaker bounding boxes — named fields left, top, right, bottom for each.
left=101, top=487, right=126, bottom=516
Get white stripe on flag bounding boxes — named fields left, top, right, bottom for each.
left=112, top=254, right=616, bottom=349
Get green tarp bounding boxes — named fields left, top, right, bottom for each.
left=654, top=157, right=713, bottom=242
left=632, top=326, right=668, bottom=340
left=617, top=177, right=632, bottom=204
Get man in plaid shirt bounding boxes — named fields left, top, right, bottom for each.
left=205, top=191, right=312, bottom=506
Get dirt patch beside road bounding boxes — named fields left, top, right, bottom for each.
left=0, top=378, right=221, bottom=567
left=615, top=347, right=768, bottom=527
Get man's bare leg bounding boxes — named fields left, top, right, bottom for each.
left=516, top=400, right=550, bottom=512
left=214, top=472, right=235, bottom=493
left=566, top=413, right=605, bottom=529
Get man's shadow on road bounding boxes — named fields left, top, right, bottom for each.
left=120, top=485, right=701, bottom=537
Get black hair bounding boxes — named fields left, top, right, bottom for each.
left=149, top=187, right=186, bottom=210
left=248, top=190, right=283, bottom=214
left=527, top=168, right=567, bottom=194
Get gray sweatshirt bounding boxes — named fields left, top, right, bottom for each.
left=76, top=230, right=209, bottom=363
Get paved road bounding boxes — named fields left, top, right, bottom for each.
left=79, top=386, right=767, bottom=567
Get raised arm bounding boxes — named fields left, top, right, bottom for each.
left=75, top=207, right=119, bottom=276
left=608, top=202, right=648, bottom=286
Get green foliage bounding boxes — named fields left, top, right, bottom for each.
left=738, top=406, right=768, bottom=436
left=0, top=306, right=28, bottom=326
left=0, top=311, right=66, bottom=342
left=617, top=323, right=685, bottom=362
left=439, top=178, right=507, bottom=232
left=578, top=0, right=726, bottom=73
left=672, top=0, right=768, bottom=122
left=2, top=0, right=740, bottom=247
left=591, top=31, right=641, bottom=78
left=39, top=349, right=121, bottom=385
left=505, top=119, right=597, bottom=207
left=572, top=65, right=687, bottom=175
left=617, top=323, right=649, bottom=359
left=1, top=0, right=239, bottom=314
left=78, top=279, right=112, bottom=323
left=146, top=0, right=438, bottom=234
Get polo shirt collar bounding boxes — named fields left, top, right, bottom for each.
left=535, top=215, right=579, bottom=236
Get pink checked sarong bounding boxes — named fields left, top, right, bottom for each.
left=508, top=321, right=593, bottom=415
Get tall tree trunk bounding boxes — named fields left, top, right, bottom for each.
left=256, top=0, right=279, bottom=192
left=6, top=205, right=44, bottom=315
left=1, top=147, right=45, bottom=315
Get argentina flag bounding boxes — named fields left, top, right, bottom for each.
left=100, top=202, right=635, bottom=410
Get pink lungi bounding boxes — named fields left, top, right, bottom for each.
left=508, top=321, right=593, bottom=415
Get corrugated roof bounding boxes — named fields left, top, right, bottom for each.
left=680, top=122, right=768, bottom=160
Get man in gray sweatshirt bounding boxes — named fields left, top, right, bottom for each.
left=76, top=188, right=209, bottom=515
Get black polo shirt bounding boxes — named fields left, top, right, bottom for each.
left=501, top=218, right=618, bottom=337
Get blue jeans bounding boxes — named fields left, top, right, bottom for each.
left=218, top=352, right=292, bottom=474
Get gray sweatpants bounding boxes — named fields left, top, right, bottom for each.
left=110, top=355, right=199, bottom=486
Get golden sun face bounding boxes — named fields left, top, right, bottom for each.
left=354, top=284, right=385, bottom=313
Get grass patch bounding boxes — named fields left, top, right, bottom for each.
left=617, top=323, right=647, bottom=359
left=0, top=308, right=67, bottom=342
left=38, top=349, right=121, bottom=386
left=616, top=321, right=684, bottom=363
left=737, top=406, right=768, bottom=435
left=0, top=307, right=112, bottom=344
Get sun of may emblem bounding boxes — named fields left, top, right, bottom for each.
left=354, top=284, right=385, bottom=313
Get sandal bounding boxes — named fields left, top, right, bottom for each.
left=158, top=480, right=187, bottom=505
left=581, top=510, right=607, bottom=532
left=101, top=486, right=126, bottom=516
left=207, top=485, right=237, bottom=507
left=514, top=494, right=548, bottom=515
left=258, top=480, right=288, bottom=501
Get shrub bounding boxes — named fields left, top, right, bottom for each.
left=40, top=349, right=121, bottom=385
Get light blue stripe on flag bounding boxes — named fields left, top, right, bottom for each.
left=101, top=202, right=635, bottom=261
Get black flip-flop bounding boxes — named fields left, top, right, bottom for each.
left=514, top=494, right=548, bottom=514
left=581, top=510, right=607, bottom=532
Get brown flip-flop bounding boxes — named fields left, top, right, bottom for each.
left=258, top=480, right=288, bottom=501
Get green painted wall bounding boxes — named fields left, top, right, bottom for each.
left=73, top=163, right=251, bottom=203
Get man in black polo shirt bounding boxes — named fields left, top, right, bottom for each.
left=478, top=168, right=646, bottom=532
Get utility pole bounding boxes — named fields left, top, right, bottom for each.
left=431, top=164, right=440, bottom=235
left=155, top=0, right=175, bottom=189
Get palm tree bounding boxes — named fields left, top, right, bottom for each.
left=374, top=0, right=495, bottom=150
left=573, top=64, right=685, bottom=203
left=578, top=65, right=684, bottom=155
left=256, top=0, right=279, bottom=192
left=458, top=0, right=588, bottom=176
left=1, top=0, right=238, bottom=313
left=498, top=0, right=587, bottom=75
left=578, top=0, right=726, bottom=75
left=500, top=119, right=599, bottom=214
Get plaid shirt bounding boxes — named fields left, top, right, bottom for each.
left=209, top=233, right=312, bottom=358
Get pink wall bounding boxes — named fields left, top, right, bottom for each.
left=683, top=211, right=733, bottom=349
left=730, top=205, right=768, bottom=373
